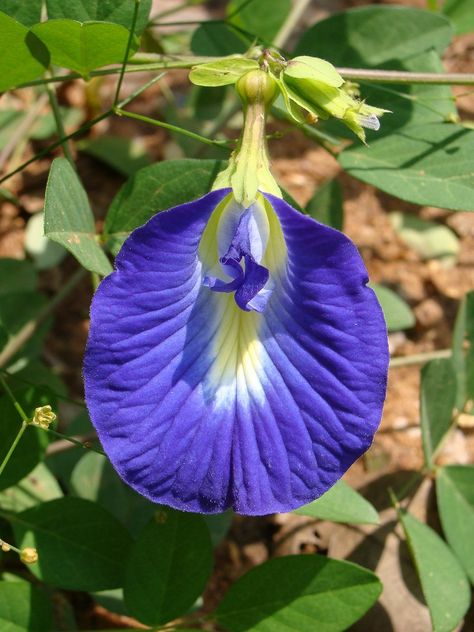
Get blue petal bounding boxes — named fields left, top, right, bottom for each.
left=84, top=190, right=388, bottom=515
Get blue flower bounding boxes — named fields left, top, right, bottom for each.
left=84, top=189, right=388, bottom=515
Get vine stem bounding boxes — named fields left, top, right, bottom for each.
left=113, top=0, right=141, bottom=106
left=390, top=348, right=452, bottom=368
left=15, top=60, right=474, bottom=91
left=338, top=68, right=474, bottom=86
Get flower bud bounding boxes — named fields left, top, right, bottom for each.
left=32, top=405, right=56, bottom=429
left=20, top=547, right=38, bottom=564
left=236, top=69, right=277, bottom=107
left=281, top=55, right=389, bottom=142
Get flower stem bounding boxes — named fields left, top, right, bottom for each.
left=114, top=107, right=232, bottom=148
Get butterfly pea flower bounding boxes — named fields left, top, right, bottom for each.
left=84, top=69, right=388, bottom=515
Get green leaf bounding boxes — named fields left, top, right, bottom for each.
left=443, top=0, right=474, bottom=35
left=0, top=463, right=62, bottom=512
left=452, top=291, right=474, bottom=410
left=46, top=0, right=152, bottom=34
left=216, top=555, right=382, bottom=632
left=70, top=451, right=156, bottom=537
left=227, top=0, right=291, bottom=43
left=294, top=479, right=379, bottom=525
left=0, top=581, right=53, bottom=632
left=420, top=358, right=457, bottom=468
left=189, top=58, right=259, bottom=87
left=370, top=284, right=415, bottom=332
left=31, top=19, right=137, bottom=76
left=0, top=387, right=52, bottom=492
left=390, top=212, right=460, bottom=262
left=0, top=11, right=49, bottom=92
left=104, top=159, right=225, bottom=254
left=0, top=0, right=42, bottom=26
left=437, top=465, right=474, bottom=584
left=12, top=497, right=132, bottom=591
left=339, top=124, right=474, bottom=211
left=398, top=509, right=470, bottom=632
left=0, top=259, right=37, bottom=296
left=306, top=178, right=343, bottom=230
left=191, top=22, right=248, bottom=56
left=295, top=6, right=453, bottom=64
left=124, top=509, right=213, bottom=625
left=78, top=135, right=151, bottom=176
left=44, top=157, right=112, bottom=276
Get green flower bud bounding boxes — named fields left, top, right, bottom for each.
left=281, top=55, right=389, bottom=143
left=236, top=69, right=278, bottom=107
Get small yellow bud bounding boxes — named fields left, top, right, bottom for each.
left=20, top=547, right=38, bottom=564
left=1, top=542, right=11, bottom=552
left=32, top=405, right=56, bottom=429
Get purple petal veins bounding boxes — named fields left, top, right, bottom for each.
left=84, top=189, right=389, bottom=515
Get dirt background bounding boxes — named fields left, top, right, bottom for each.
left=0, top=0, right=473, bottom=630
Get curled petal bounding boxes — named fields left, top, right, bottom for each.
left=84, top=190, right=388, bottom=515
